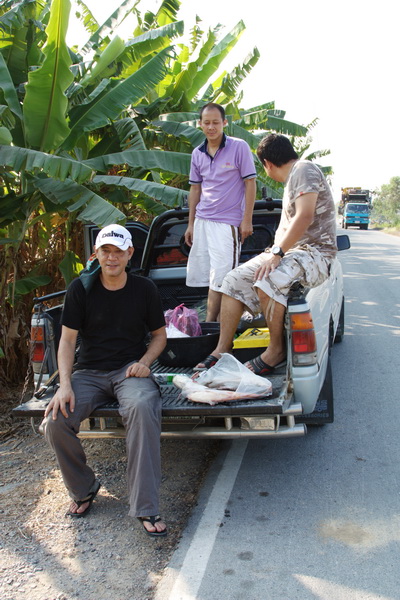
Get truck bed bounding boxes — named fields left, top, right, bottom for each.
left=13, top=358, right=332, bottom=439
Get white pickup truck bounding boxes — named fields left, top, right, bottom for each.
left=14, top=198, right=350, bottom=440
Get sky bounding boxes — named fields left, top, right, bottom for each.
left=68, top=0, right=400, bottom=201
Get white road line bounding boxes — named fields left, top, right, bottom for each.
left=155, top=439, right=248, bottom=600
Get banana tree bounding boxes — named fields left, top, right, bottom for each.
left=0, top=0, right=185, bottom=381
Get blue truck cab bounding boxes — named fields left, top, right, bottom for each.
left=342, top=201, right=370, bottom=230
left=339, top=187, right=371, bottom=230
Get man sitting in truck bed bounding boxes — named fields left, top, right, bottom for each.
left=41, top=224, right=168, bottom=537
left=196, top=134, right=337, bottom=374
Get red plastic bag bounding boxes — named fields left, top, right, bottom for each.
left=164, top=303, right=202, bottom=337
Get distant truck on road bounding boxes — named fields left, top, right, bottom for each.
left=339, top=187, right=372, bottom=230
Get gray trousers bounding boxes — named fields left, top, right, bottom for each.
left=42, top=366, right=162, bottom=517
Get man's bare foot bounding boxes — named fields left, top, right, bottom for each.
left=68, top=500, right=90, bottom=515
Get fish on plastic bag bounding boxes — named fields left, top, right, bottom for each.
left=172, top=374, right=265, bottom=405
left=173, top=354, right=273, bottom=405
left=195, top=353, right=273, bottom=396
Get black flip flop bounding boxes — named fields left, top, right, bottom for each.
left=138, top=516, right=167, bottom=537
left=65, top=480, right=101, bottom=518
left=193, top=354, right=219, bottom=371
left=245, top=355, right=286, bottom=376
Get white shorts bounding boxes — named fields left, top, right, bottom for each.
left=186, top=218, right=241, bottom=291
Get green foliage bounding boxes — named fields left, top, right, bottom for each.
left=8, top=270, right=52, bottom=301
left=23, top=0, right=74, bottom=151
left=372, top=177, right=400, bottom=226
left=59, top=250, right=84, bottom=286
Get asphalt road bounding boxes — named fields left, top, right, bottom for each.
left=155, top=228, right=400, bottom=600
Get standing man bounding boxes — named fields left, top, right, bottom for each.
left=185, top=102, right=257, bottom=329
left=42, top=224, right=168, bottom=537
left=195, top=134, right=337, bottom=373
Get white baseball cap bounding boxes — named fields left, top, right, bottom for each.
left=95, top=224, right=133, bottom=251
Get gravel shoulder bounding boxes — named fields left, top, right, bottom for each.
left=0, top=388, right=220, bottom=600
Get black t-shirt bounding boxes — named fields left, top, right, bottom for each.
left=61, top=273, right=165, bottom=371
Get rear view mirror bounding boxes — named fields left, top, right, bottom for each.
left=337, top=234, right=351, bottom=251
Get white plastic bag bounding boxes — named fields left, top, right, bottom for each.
left=195, top=353, right=272, bottom=396
left=166, top=323, right=190, bottom=338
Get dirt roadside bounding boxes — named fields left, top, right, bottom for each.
left=0, top=388, right=221, bottom=600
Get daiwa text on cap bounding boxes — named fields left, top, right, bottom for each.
left=95, top=224, right=133, bottom=251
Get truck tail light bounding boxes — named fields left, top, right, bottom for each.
left=290, top=311, right=317, bottom=365
left=31, top=326, right=46, bottom=363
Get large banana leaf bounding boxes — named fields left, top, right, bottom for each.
left=93, top=174, right=187, bottom=208
left=88, top=117, right=147, bottom=158
left=267, top=109, right=286, bottom=119
left=0, top=0, right=35, bottom=31
left=213, top=47, right=260, bottom=104
left=59, top=250, right=84, bottom=286
left=254, top=159, right=284, bottom=195
left=80, top=35, right=126, bottom=88
left=244, top=101, right=276, bottom=113
left=0, top=1, right=42, bottom=86
left=151, top=120, right=204, bottom=148
left=304, top=149, right=331, bottom=161
left=234, top=109, right=270, bottom=129
left=136, top=0, right=179, bottom=31
left=23, top=0, right=73, bottom=152
left=113, top=118, right=146, bottom=151
left=186, top=21, right=246, bottom=101
left=34, top=177, right=126, bottom=225
left=0, top=53, right=22, bottom=121
left=255, top=180, right=281, bottom=199
left=78, top=0, right=139, bottom=56
left=0, top=125, right=12, bottom=144
left=155, top=0, right=180, bottom=26
left=227, top=123, right=261, bottom=151
left=0, top=192, right=31, bottom=225
left=0, top=145, right=93, bottom=183
left=67, top=79, right=115, bottom=121
left=9, top=271, right=52, bottom=298
left=84, top=149, right=191, bottom=175
left=86, top=21, right=184, bottom=84
left=168, top=30, right=216, bottom=106
left=62, top=48, right=171, bottom=150
left=124, top=20, right=184, bottom=62
left=74, top=0, right=99, bottom=37
left=258, top=116, right=308, bottom=137
left=0, top=52, right=24, bottom=145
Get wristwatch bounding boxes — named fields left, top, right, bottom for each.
left=271, top=245, right=285, bottom=258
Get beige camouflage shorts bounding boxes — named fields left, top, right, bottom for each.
left=220, top=245, right=330, bottom=313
